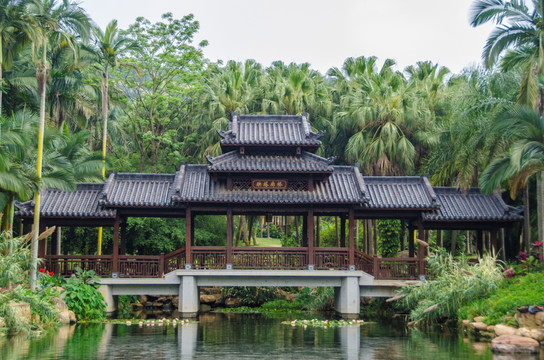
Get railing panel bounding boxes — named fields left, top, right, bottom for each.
left=354, top=250, right=374, bottom=275
left=43, top=255, right=113, bottom=277
left=192, top=247, right=226, bottom=269
left=119, top=255, right=161, bottom=278
left=232, top=247, right=307, bottom=269
left=314, top=248, right=349, bottom=270
left=164, top=248, right=186, bottom=272
left=375, top=258, right=420, bottom=280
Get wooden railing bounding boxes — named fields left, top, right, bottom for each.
left=43, top=255, right=113, bottom=277
left=233, top=247, right=308, bottom=269
left=315, top=248, right=349, bottom=270
left=119, top=255, right=163, bottom=278
left=354, top=249, right=374, bottom=275
left=164, top=247, right=186, bottom=272
left=192, top=247, right=226, bottom=269
left=44, top=248, right=428, bottom=280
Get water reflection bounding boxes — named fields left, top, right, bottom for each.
left=1, top=314, right=541, bottom=360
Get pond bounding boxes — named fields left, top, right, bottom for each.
left=0, top=313, right=541, bottom=360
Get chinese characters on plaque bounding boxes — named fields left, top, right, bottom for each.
left=251, top=179, right=288, bottom=190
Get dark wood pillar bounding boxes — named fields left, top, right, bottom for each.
left=340, top=215, right=346, bottom=248
left=477, top=230, right=484, bottom=256
left=226, top=209, right=233, bottom=266
left=400, top=220, right=406, bottom=251
left=51, top=227, right=59, bottom=256
left=490, top=229, right=498, bottom=255
left=302, top=216, right=308, bottom=247
left=316, top=216, right=320, bottom=247
left=38, top=225, right=46, bottom=258
left=308, top=210, right=314, bottom=267
left=186, top=209, right=192, bottom=266
left=408, top=224, right=415, bottom=258
left=120, top=217, right=127, bottom=255
left=436, top=229, right=442, bottom=248
left=348, top=209, right=355, bottom=266
left=417, top=222, right=424, bottom=257
left=113, top=216, right=120, bottom=273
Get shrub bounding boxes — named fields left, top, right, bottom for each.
left=222, top=286, right=278, bottom=307
left=63, top=268, right=106, bottom=321
left=377, top=219, right=401, bottom=258
left=396, top=249, right=503, bottom=326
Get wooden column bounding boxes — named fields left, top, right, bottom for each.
left=418, top=241, right=426, bottom=278
left=340, top=215, right=346, bottom=248
left=348, top=209, right=355, bottom=266
left=476, top=230, right=484, bottom=256
left=38, top=225, right=46, bottom=258
left=490, top=229, right=498, bottom=255
left=302, top=216, right=308, bottom=247
left=316, top=216, right=320, bottom=247
left=120, top=217, right=127, bottom=255
left=417, top=222, right=424, bottom=257
left=112, top=216, right=120, bottom=273
left=308, top=210, right=314, bottom=267
left=185, top=209, right=192, bottom=266
left=408, top=224, right=415, bottom=258
left=51, top=227, right=59, bottom=256
left=226, top=209, right=233, bottom=266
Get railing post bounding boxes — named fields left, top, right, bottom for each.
left=112, top=216, right=120, bottom=274
left=373, top=257, right=379, bottom=279
left=348, top=209, right=355, bottom=268
left=159, top=252, right=165, bottom=277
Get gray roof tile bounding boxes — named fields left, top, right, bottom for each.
left=100, top=173, right=176, bottom=207
left=173, top=165, right=367, bottom=204
left=423, top=187, right=523, bottom=222
left=16, top=183, right=115, bottom=218
left=206, top=151, right=334, bottom=173
left=364, top=176, right=437, bottom=209
left=219, top=114, right=322, bottom=147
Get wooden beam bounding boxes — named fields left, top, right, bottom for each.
left=348, top=209, right=355, bottom=266
left=186, top=209, right=192, bottom=266
left=226, top=209, right=233, bottom=266
left=308, top=210, right=314, bottom=266
left=112, top=216, right=120, bottom=273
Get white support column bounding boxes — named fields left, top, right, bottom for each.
left=334, top=276, right=360, bottom=319
left=97, top=284, right=118, bottom=314
left=178, top=322, right=198, bottom=358
left=179, top=276, right=199, bottom=318
left=340, top=325, right=361, bottom=360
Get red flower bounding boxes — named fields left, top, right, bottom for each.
left=48, top=271, right=54, bottom=276
left=39, top=268, right=45, bottom=273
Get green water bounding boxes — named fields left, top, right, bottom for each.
left=0, top=313, right=541, bottom=359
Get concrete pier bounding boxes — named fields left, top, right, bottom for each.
left=98, top=270, right=409, bottom=318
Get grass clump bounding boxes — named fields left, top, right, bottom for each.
left=396, top=249, right=503, bottom=326
left=459, top=271, right=544, bottom=325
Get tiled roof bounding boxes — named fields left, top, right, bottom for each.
left=173, top=165, right=367, bottom=204
left=423, top=187, right=524, bottom=222
left=364, top=176, right=437, bottom=209
left=206, top=151, right=334, bottom=173
left=219, top=114, right=322, bottom=147
left=100, top=173, right=176, bottom=207
left=16, top=183, right=115, bottom=218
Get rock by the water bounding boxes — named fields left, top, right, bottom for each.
left=474, top=316, right=485, bottom=323
left=491, top=335, right=539, bottom=354
left=529, top=328, right=544, bottom=342
left=199, top=304, right=212, bottom=313
left=58, top=310, right=71, bottom=324
left=470, top=322, right=488, bottom=331
left=200, top=295, right=216, bottom=304
left=494, top=324, right=519, bottom=337
left=536, top=312, right=544, bottom=327
left=68, top=311, right=76, bottom=324
left=515, top=312, right=539, bottom=329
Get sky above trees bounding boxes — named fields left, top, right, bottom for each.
left=80, top=0, right=494, bottom=75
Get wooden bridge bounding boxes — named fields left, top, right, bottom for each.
left=43, top=245, right=427, bottom=281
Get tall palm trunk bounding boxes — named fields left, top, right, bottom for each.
left=97, top=71, right=109, bottom=255
left=538, top=172, right=544, bottom=259
left=523, top=185, right=531, bottom=252
left=31, top=46, right=47, bottom=291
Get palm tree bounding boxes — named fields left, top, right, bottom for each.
left=0, top=0, right=31, bottom=115
left=471, top=0, right=544, bottom=245
left=25, top=0, right=90, bottom=290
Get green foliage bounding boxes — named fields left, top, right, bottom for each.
left=221, top=286, right=278, bottom=307
left=459, top=272, right=544, bottom=325
left=396, top=249, right=504, bottom=326
left=0, top=231, right=31, bottom=287
left=377, top=219, right=401, bottom=257
left=62, top=268, right=106, bottom=321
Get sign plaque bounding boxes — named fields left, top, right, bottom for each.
left=251, top=179, right=288, bottom=190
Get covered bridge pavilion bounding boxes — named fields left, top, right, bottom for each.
left=16, top=114, right=522, bottom=281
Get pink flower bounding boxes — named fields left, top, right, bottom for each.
left=517, top=251, right=528, bottom=261
left=531, top=240, right=543, bottom=248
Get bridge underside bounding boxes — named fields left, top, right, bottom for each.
left=97, top=270, right=407, bottom=318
